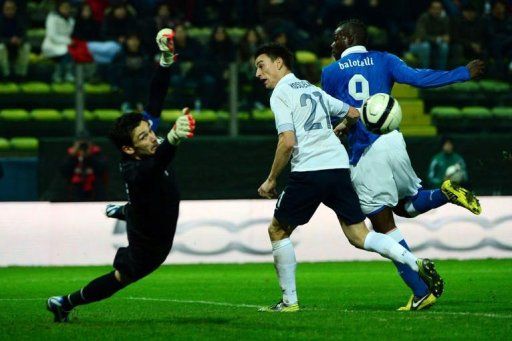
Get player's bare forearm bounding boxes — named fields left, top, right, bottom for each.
left=334, top=107, right=359, bottom=135
left=268, top=131, right=295, bottom=181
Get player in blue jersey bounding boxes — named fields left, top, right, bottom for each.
left=322, top=19, right=484, bottom=311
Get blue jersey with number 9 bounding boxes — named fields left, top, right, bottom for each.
left=321, top=46, right=470, bottom=166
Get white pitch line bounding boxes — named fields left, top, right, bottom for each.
left=125, top=297, right=512, bottom=319
left=125, top=296, right=261, bottom=309
left=1, top=297, right=511, bottom=320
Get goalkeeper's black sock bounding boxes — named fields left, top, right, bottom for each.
left=61, top=271, right=125, bottom=310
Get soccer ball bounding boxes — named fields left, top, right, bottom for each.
left=361, top=93, right=402, bottom=134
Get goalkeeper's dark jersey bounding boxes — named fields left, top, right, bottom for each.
left=120, top=139, right=180, bottom=243
left=118, top=64, right=179, bottom=244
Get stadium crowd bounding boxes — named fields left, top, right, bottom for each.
left=0, top=0, right=511, bottom=110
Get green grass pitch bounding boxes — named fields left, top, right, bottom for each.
left=1, top=259, right=511, bottom=340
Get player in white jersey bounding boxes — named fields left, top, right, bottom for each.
left=254, top=43, right=443, bottom=312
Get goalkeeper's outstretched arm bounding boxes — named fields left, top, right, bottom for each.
left=144, top=28, right=178, bottom=123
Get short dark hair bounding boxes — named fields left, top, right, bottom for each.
left=255, top=43, right=294, bottom=70
left=338, top=19, right=368, bottom=45
left=109, top=113, right=146, bottom=150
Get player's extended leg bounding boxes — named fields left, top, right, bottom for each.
left=369, top=208, right=439, bottom=311
left=394, top=182, right=481, bottom=218
left=259, top=217, right=300, bottom=313
left=338, top=218, right=443, bottom=302
left=47, top=270, right=129, bottom=322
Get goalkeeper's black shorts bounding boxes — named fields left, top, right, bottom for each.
left=113, top=221, right=175, bottom=281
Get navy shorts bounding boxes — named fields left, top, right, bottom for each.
left=274, top=168, right=365, bottom=227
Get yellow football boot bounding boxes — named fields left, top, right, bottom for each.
left=441, top=180, right=482, bottom=215
left=398, top=293, right=437, bottom=311
left=259, top=300, right=300, bottom=313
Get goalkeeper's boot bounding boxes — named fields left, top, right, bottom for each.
left=106, top=204, right=126, bottom=220
left=416, top=259, right=444, bottom=298
left=46, top=296, right=71, bottom=322
left=259, top=300, right=300, bottom=313
left=397, top=293, right=437, bottom=311
left=441, top=180, right=482, bottom=215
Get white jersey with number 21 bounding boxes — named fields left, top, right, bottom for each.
left=270, top=73, right=351, bottom=172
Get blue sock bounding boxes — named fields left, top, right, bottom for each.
left=388, top=230, right=429, bottom=297
left=408, top=188, right=448, bottom=215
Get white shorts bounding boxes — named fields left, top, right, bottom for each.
left=350, top=130, right=422, bottom=215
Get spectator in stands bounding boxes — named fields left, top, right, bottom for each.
left=409, top=0, right=450, bottom=69
left=41, top=0, right=75, bottom=83
left=113, top=33, right=151, bottom=113
left=60, top=137, right=108, bottom=201
left=140, top=2, right=182, bottom=55
left=451, top=4, right=486, bottom=65
left=101, top=3, right=137, bottom=44
left=72, top=2, right=101, bottom=41
left=207, top=25, right=236, bottom=109
left=238, top=27, right=267, bottom=110
left=258, top=0, right=308, bottom=52
left=170, top=23, right=215, bottom=108
left=427, top=136, right=468, bottom=188
left=0, top=0, right=30, bottom=81
left=85, top=0, right=109, bottom=22
left=484, top=0, right=512, bottom=78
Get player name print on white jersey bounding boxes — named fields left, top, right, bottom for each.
left=270, top=73, right=350, bottom=172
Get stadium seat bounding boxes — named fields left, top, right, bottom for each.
left=94, top=109, right=121, bottom=121
left=461, top=106, right=492, bottom=118
left=26, top=28, right=46, bottom=49
left=398, top=99, right=424, bottom=115
left=430, top=106, right=461, bottom=118
left=10, top=137, right=39, bottom=151
left=85, top=83, right=111, bottom=94
left=20, top=82, right=51, bottom=94
left=320, top=57, right=334, bottom=68
left=194, top=110, right=219, bottom=122
left=214, top=110, right=230, bottom=120
left=391, top=84, right=419, bottom=99
left=252, top=108, right=274, bottom=121
left=161, top=109, right=183, bottom=122
left=367, top=25, right=388, bottom=46
left=0, top=109, right=30, bottom=121
left=491, top=107, right=512, bottom=118
left=295, top=50, right=318, bottom=64
left=451, top=81, right=480, bottom=92
left=31, top=109, right=63, bottom=121
left=51, top=83, right=75, bottom=94
left=226, top=27, right=246, bottom=42
left=479, top=80, right=510, bottom=92
left=0, top=137, right=10, bottom=151
left=400, top=125, right=437, bottom=137
left=62, top=109, right=96, bottom=121
left=0, top=82, right=19, bottom=94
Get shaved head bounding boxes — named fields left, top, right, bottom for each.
left=331, top=19, right=367, bottom=58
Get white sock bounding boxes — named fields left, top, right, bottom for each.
left=363, top=231, right=418, bottom=271
left=404, top=200, right=420, bottom=217
left=271, top=238, right=298, bottom=305
left=387, top=228, right=404, bottom=242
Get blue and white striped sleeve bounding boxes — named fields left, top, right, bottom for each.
left=270, top=89, right=294, bottom=134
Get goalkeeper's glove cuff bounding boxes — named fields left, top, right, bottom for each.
left=167, top=129, right=181, bottom=146
left=160, top=52, right=178, bottom=67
